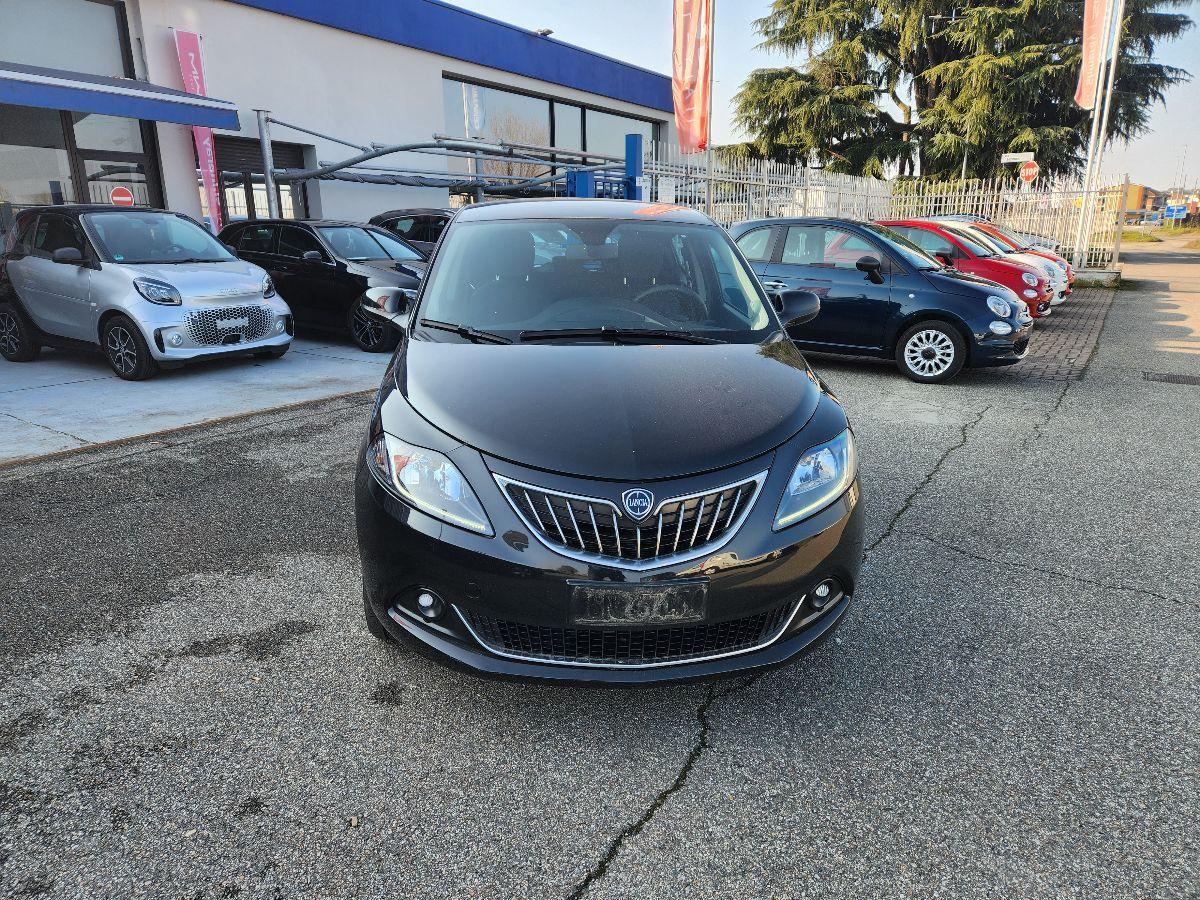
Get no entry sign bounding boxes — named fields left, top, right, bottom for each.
left=109, top=186, right=136, bottom=207
left=1019, top=160, right=1040, bottom=184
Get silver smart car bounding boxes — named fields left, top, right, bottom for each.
left=0, top=205, right=293, bottom=380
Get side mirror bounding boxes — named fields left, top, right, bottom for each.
left=771, top=289, right=821, bottom=327
left=302, top=250, right=328, bottom=264
left=855, top=255, right=885, bottom=284
left=360, top=288, right=416, bottom=331
left=222, top=243, right=238, bottom=255
left=52, top=247, right=84, bottom=264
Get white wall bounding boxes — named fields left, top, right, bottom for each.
left=125, top=0, right=674, bottom=221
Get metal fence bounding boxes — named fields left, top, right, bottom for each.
left=642, top=142, right=1125, bottom=268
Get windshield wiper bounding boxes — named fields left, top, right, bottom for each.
left=519, top=327, right=724, bottom=344
left=419, top=318, right=512, bottom=344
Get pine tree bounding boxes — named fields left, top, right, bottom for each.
left=731, top=0, right=1192, bottom=178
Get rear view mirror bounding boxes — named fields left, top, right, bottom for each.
left=855, top=255, right=885, bottom=284
left=771, top=289, right=821, bottom=328
left=51, top=247, right=84, bottom=264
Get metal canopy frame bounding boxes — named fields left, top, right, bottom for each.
left=252, top=112, right=643, bottom=218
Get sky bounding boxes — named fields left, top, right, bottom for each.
left=446, top=0, right=1199, bottom=188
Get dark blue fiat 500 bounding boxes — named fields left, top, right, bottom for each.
left=730, top=217, right=1033, bottom=382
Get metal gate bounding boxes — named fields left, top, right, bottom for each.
left=642, top=141, right=1124, bottom=268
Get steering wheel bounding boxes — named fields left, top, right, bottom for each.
left=632, top=284, right=707, bottom=322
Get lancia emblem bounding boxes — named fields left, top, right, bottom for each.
left=621, top=489, right=655, bottom=521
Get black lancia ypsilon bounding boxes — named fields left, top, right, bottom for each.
left=356, top=199, right=864, bottom=682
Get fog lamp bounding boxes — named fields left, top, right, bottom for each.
left=275, top=319, right=286, bottom=334
left=416, top=591, right=444, bottom=620
left=811, top=579, right=839, bottom=610
left=168, top=332, right=184, bottom=347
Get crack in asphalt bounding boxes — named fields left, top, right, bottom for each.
left=565, top=674, right=764, bottom=900
left=0, top=411, right=92, bottom=446
left=920, top=535, right=1174, bottom=602
left=864, top=405, right=990, bottom=557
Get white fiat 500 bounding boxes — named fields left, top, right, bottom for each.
left=0, top=205, right=292, bottom=380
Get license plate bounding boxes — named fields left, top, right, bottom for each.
left=569, top=580, right=707, bottom=626
left=217, top=316, right=249, bottom=331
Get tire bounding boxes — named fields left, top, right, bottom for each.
left=0, top=302, right=40, bottom=362
left=895, top=321, right=966, bottom=383
left=349, top=302, right=399, bottom=353
left=255, top=344, right=290, bottom=360
left=364, top=590, right=397, bottom=643
left=101, top=314, right=158, bottom=381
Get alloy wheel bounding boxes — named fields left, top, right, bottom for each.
left=352, top=305, right=385, bottom=349
left=0, top=311, right=20, bottom=357
left=903, top=329, right=956, bottom=377
left=106, top=325, right=139, bottom=375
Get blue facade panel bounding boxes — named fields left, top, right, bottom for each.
left=226, top=0, right=674, bottom=113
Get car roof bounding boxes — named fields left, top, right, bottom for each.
left=370, top=208, right=451, bottom=220
left=732, top=216, right=870, bottom=230
left=16, top=204, right=165, bottom=219
left=452, top=198, right=716, bottom=225
left=222, top=218, right=386, bottom=230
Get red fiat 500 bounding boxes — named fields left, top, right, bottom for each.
left=967, top=222, right=1073, bottom=299
left=878, top=220, right=1054, bottom=317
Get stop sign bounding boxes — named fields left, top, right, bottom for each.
left=109, top=186, right=135, bottom=207
left=1019, top=160, right=1040, bottom=183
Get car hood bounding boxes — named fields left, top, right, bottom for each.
left=120, top=259, right=267, bottom=301
left=355, top=259, right=428, bottom=281
left=395, top=337, right=821, bottom=480
left=922, top=266, right=1003, bottom=298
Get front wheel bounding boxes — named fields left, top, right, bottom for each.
left=102, top=315, right=158, bottom=381
left=0, top=302, right=40, bottom=362
left=349, top=303, right=399, bottom=353
left=896, top=321, right=966, bottom=383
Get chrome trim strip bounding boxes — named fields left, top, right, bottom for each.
left=492, top=470, right=769, bottom=571
left=453, top=595, right=806, bottom=670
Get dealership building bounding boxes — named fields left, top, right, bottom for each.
left=0, top=0, right=676, bottom=236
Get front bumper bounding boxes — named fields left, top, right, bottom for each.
left=120, top=296, right=294, bottom=362
left=356, top=455, right=865, bottom=683
left=971, top=318, right=1033, bottom=368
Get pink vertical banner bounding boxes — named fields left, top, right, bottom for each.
left=173, top=30, right=222, bottom=233
left=672, top=0, right=713, bottom=152
left=1075, top=0, right=1113, bottom=109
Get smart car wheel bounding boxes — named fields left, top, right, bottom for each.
left=896, top=321, right=965, bottom=383
left=102, top=315, right=158, bottom=381
left=0, top=302, right=40, bottom=362
left=349, top=303, right=399, bottom=353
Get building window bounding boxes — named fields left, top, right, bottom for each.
left=0, top=0, right=132, bottom=78
left=0, top=104, right=77, bottom=207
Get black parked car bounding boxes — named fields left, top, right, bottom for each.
left=219, top=219, right=427, bottom=352
left=356, top=198, right=864, bottom=683
left=368, top=208, right=452, bottom=254
left=729, top=217, right=1034, bottom=382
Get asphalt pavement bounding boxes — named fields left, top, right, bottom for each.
left=1, top=243, right=1197, bottom=898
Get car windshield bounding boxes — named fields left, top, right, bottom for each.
left=84, top=211, right=234, bottom=264
left=985, top=224, right=1028, bottom=248
left=418, top=218, right=775, bottom=342
left=317, top=226, right=422, bottom=261
left=939, top=227, right=997, bottom=258
left=953, top=225, right=1012, bottom=255
left=856, top=222, right=944, bottom=269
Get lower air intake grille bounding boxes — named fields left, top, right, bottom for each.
left=498, top=474, right=764, bottom=566
left=461, top=601, right=794, bottom=667
left=185, top=305, right=272, bottom=346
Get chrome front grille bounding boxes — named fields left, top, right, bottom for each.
left=496, top=472, right=766, bottom=567
left=184, top=305, right=272, bottom=346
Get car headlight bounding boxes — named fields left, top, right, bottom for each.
left=133, top=277, right=182, bottom=306
left=1020, top=272, right=1038, bottom=287
left=262, top=275, right=276, bottom=298
left=367, top=433, right=493, bottom=535
left=774, top=430, right=857, bottom=531
left=986, top=295, right=1011, bottom=317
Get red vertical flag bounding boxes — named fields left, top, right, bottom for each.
left=1075, top=0, right=1113, bottom=108
left=174, top=30, right=223, bottom=233
left=672, top=0, right=713, bottom=152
